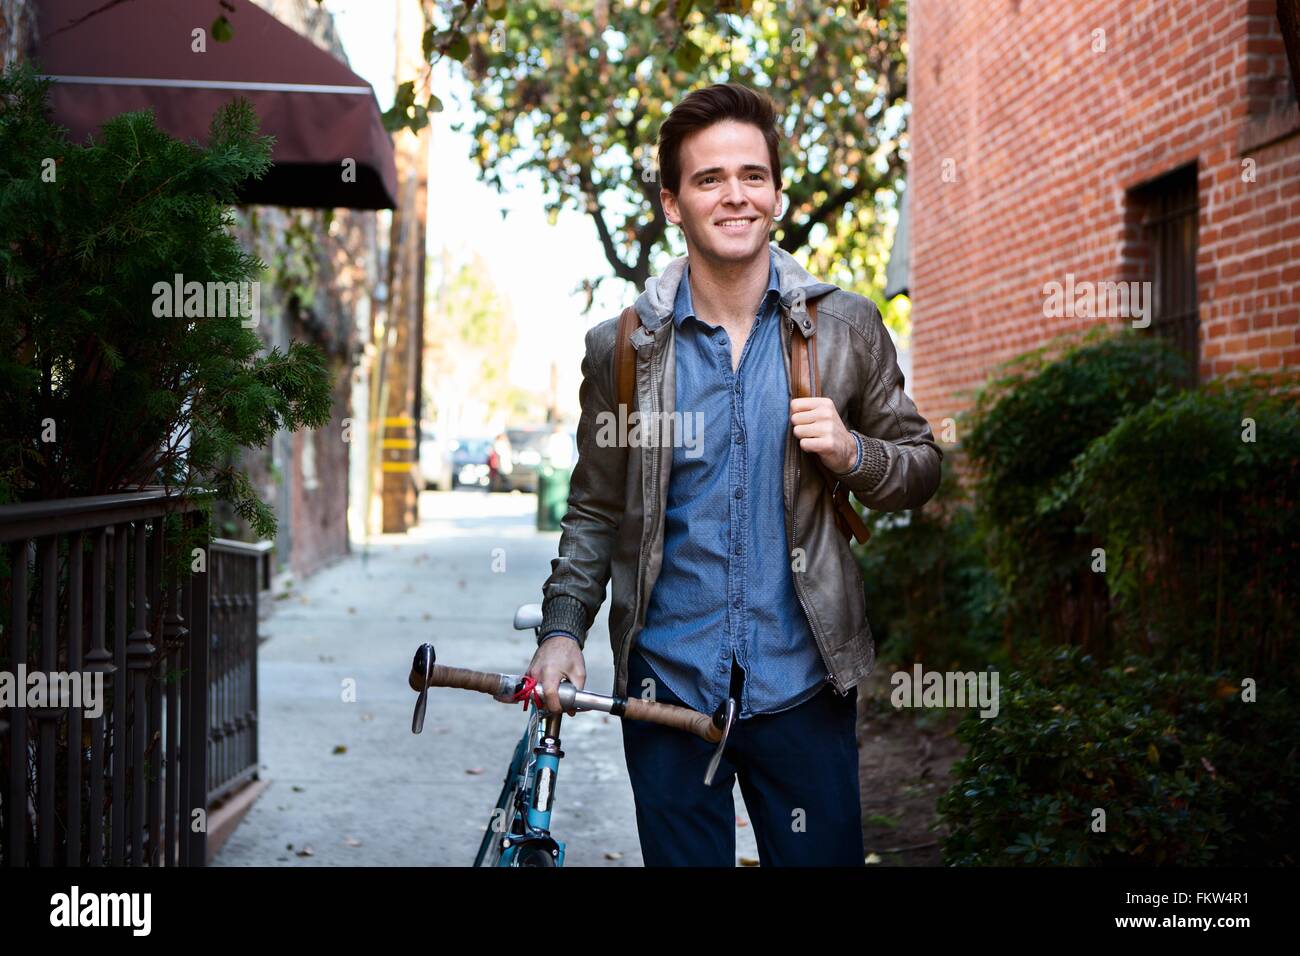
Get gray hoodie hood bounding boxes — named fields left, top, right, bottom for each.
left=632, top=241, right=840, bottom=331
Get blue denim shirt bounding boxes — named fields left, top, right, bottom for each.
left=621, top=250, right=833, bottom=719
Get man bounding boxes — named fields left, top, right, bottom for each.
left=528, top=83, right=943, bottom=866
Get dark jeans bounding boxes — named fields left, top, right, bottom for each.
left=620, top=644, right=866, bottom=867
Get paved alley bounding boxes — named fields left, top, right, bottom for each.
left=212, top=489, right=761, bottom=866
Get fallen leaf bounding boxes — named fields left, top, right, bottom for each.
left=291, top=786, right=305, bottom=793
left=465, top=767, right=484, bottom=775
left=347, top=607, right=357, bottom=615
left=344, top=836, right=362, bottom=848
left=739, top=856, right=759, bottom=866
left=735, top=816, right=749, bottom=828
left=604, top=851, right=623, bottom=861
left=296, top=846, right=314, bottom=857
left=422, top=612, right=432, bottom=621
left=332, top=745, right=347, bottom=755
left=865, top=852, right=882, bottom=864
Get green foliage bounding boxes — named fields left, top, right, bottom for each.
left=860, top=328, right=1299, bottom=865
left=958, top=327, right=1190, bottom=653
left=1061, top=372, right=1300, bottom=676
left=855, top=461, right=1004, bottom=671
left=937, top=647, right=1300, bottom=866
left=0, top=63, right=333, bottom=538
left=428, top=0, right=907, bottom=301
left=424, top=248, right=521, bottom=422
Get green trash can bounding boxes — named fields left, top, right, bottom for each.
left=536, top=463, right=571, bottom=531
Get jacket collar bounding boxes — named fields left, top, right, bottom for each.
left=633, top=241, right=840, bottom=332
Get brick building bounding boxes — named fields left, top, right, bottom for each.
left=897, top=0, right=1300, bottom=430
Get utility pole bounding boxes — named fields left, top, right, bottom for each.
left=379, top=0, right=432, bottom=533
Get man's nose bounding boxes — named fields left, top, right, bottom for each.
left=722, top=176, right=747, bottom=206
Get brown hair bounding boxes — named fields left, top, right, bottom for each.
left=655, top=82, right=784, bottom=196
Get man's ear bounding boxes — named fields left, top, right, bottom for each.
left=661, top=188, right=679, bottom=225
left=774, top=189, right=784, bottom=219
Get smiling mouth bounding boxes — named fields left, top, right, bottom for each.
left=715, top=218, right=757, bottom=232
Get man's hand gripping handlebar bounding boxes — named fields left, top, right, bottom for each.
left=407, top=643, right=739, bottom=786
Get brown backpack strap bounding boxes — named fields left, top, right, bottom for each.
left=792, top=298, right=871, bottom=546
left=615, top=306, right=640, bottom=412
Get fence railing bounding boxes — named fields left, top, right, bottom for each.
left=207, top=539, right=269, bottom=805
left=0, top=490, right=211, bottom=866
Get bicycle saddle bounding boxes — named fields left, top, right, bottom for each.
left=513, top=603, right=543, bottom=631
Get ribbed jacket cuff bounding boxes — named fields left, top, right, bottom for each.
left=832, top=433, right=864, bottom=479
left=841, top=430, right=889, bottom=492
left=540, top=594, right=590, bottom=650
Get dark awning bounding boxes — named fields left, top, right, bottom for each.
left=36, top=0, right=397, bottom=210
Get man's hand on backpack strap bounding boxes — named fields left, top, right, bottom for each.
left=790, top=397, right=858, bottom=476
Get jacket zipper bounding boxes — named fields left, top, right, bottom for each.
left=786, top=309, right=845, bottom=696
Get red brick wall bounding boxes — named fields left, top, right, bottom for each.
left=907, top=0, right=1300, bottom=428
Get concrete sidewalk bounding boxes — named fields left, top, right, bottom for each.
left=212, top=489, right=760, bottom=866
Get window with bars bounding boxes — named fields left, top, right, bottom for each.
left=1130, top=164, right=1200, bottom=385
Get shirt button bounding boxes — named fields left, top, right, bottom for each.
left=734, top=488, right=743, bottom=499
left=733, top=597, right=741, bottom=608
left=734, top=543, right=741, bottom=554
left=736, top=432, right=744, bottom=443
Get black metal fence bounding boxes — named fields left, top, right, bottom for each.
left=206, top=539, right=267, bottom=805
left=0, top=490, right=215, bottom=866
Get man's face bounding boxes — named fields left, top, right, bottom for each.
left=661, top=119, right=782, bottom=267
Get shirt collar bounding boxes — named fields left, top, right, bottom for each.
left=674, top=248, right=782, bottom=330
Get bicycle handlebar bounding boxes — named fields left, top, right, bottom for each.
left=407, top=645, right=723, bottom=744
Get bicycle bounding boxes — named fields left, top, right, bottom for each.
left=408, top=602, right=739, bottom=867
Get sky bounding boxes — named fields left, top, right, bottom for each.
left=323, top=0, right=629, bottom=424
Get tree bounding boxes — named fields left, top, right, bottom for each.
left=0, top=65, right=332, bottom=536
left=403, top=0, right=907, bottom=309
left=423, top=248, right=523, bottom=427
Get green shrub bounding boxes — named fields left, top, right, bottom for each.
left=0, top=63, right=332, bottom=536
left=1060, top=373, right=1300, bottom=678
left=856, top=460, right=1004, bottom=671
left=959, top=326, right=1189, bottom=653
left=937, top=646, right=1300, bottom=866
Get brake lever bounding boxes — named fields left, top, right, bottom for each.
left=703, top=696, right=738, bottom=787
left=411, top=643, right=435, bottom=734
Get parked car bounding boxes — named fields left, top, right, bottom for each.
left=499, top=426, right=551, bottom=493
left=450, top=436, right=493, bottom=489
left=418, top=424, right=454, bottom=491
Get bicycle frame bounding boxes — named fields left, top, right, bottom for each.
left=475, top=701, right=568, bottom=867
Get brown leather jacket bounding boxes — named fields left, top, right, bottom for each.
left=539, top=243, right=943, bottom=702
